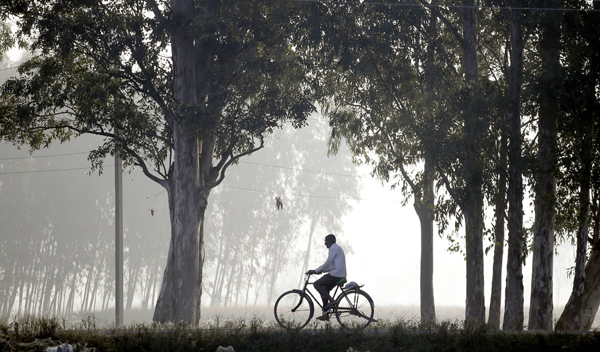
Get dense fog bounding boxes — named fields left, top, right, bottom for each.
left=0, top=115, right=361, bottom=320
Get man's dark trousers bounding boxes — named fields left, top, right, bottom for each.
left=314, top=274, right=344, bottom=307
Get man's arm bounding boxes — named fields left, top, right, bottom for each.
left=316, top=245, right=339, bottom=274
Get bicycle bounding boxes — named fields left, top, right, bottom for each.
left=274, top=273, right=376, bottom=331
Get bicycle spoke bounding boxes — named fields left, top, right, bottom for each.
left=335, top=290, right=375, bottom=331
left=274, top=290, right=314, bottom=330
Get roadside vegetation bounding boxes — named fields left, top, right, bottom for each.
left=1, top=315, right=599, bottom=352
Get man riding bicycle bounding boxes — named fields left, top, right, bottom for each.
left=306, top=234, right=346, bottom=321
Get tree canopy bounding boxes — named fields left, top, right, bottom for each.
left=0, top=0, right=319, bottom=324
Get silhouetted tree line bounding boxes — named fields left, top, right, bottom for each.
left=307, top=0, right=599, bottom=330
left=0, top=0, right=599, bottom=330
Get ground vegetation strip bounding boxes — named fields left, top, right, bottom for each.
left=1, top=316, right=600, bottom=352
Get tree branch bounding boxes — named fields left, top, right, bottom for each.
left=144, top=0, right=171, bottom=34
left=200, top=137, right=266, bottom=196
left=417, top=0, right=466, bottom=50
left=436, top=163, right=464, bottom=210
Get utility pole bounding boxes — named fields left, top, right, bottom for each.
left=115, top=152, right=124, bottom=327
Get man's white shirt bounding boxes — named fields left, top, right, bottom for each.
left=316, top=243, right=346, bottom=278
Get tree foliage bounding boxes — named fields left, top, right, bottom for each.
left=0, top=0, right=314, bottom=180
left=0, top=0, right=318, bottom=324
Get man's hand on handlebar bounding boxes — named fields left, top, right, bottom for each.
left=305, top=269, right=316, bottom=276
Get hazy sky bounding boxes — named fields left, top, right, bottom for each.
left=341, top=169, right=576, bottom=307
left=0, top=46, right=581, bottom=320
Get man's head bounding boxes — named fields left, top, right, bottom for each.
left=324, top=234, right=336, bottom=248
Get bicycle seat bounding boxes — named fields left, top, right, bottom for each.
left=335, top=278, right=348, bottom=287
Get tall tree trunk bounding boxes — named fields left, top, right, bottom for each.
left=503, top=8, right=525, bottom=331
left=235, top=259, right=244, bottom=306
left=556, top=247, right=600, bottom=331
left=142, top=263, right=158, bottom=309
left=150, top=264, right=160, bottom=312
left=126, top=266, right=139, bottom=310
left=41, top=265, right=55, bottom=313
left=299, top=215, right=318, bottom=288
left=488, top=129, right=507, bottom=330
left=530, top=0, right=560, bottom=330
left=462, top=0, right=486, bottom=325
left=558, top=188, right=600, bottom=331
left=152, top=0, right=206, bottom=323
left=415, top=151, right=436, bottom=324
left=102, top=281, right=111, bottom=311
left=210, top=229, right=226, bottom=306
left=5, top=269, right=20, bottom=316
left=212, top=234, right=230, bottom=306
left=81, top=267, right=93, bottom=312
left=90, top=276, right=99, bottom=312
left=67, top=274, right=76, bottom=315
left=224, top=246, right=239, bottom=307
left=245, top=248, right=256, bottom=306
left=569, top=125, right=593, bottom=330
left=417, top=0, right=439, bottom=325
left=24, top=268, right=31, bottom=313
left=18, top=273, right=24, bottom=315
left=152, top=139, right=207, bottom=323
left=556, top=82, right=595, bottom=332
left=464, top=206, right=485, bottom=324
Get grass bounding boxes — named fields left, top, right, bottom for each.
left=1, top=314, right=600, bottom=352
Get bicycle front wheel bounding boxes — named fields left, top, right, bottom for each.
left=335, top=289, right=375, bottom=331
left=274, top=290, right=314, bottom=330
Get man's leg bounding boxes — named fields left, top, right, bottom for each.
left=313, top=274, right=341, bottom=307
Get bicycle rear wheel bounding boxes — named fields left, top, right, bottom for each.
left=274, top=290, right=314, bottom=330
left=335, top=289, right=375, bottom=331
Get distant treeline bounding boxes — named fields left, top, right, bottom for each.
left=0, top=120, right=358, bottom=316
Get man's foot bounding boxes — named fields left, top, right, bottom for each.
left=316, top=314, right=330, bottom=321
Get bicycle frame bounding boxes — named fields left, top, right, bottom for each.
left=275, top=273, right=376, bottom=331
left=292, top=274, right=343, bottom=312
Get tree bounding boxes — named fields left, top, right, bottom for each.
left=425, top=0, right=493, bottom=325
left=486, top=0, right=528, bottom=331
left=0, top=0, right=315, bottom=324
left=458, top=0, right=487, bottom=324
left=528, top=0, right=562, bottom=331
left=308, top=0, right=452, bottom=324
left=554, top=0, right=599, bottom=331
left=479, top=0, right=511, bottom=330
left=306, top=0, right=516, bottom=325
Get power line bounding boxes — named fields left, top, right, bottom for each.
left=0, top=163, right=398, bottom=202
left=283, top=0, right=600, bottom=12
left=1, top=150, right=372, bottom=180
left=239, top=160, right=369, bottom=179
left=0, top=151, right=89, bottom=161
left=0, top=165, right=113, bottom=175
left=0, top=155, right=397, bottom=202
left=222, top=184, right=400, bottom=202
